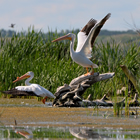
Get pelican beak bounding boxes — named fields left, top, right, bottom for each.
left=52, top=34, right=72, bottom=42
left=13, top=73, right=30, bottom=83
left=16, top=130, right=33, bottom=139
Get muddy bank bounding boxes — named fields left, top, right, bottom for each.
left=0, top=99, right=139, bottom=130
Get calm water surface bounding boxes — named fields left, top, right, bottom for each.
left=0, top=126, right=140, bottom=139
left=0, top=99, right=140, bottom=139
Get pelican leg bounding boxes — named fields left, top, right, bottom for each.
left=84, top=67, right=90, bottom=76
left=42, top=96, right=48, bottom=104
left=90, top=65, right=94, bottom=75
left=86, top=67, right=88, bottom=73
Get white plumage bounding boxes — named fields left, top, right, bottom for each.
left=52, top=13, right=111, bottom=75
left=76, top=31, right=92, bottom=59
left=68, top=33, right=98, bottom=69
left=15, top=84, right=54, bottom=98
left=14, top=71, right=55, bottom=99
left=0, top=71, right=56, bottom=104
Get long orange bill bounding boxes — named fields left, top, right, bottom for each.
left=13, top=73, right=30, bottom=83
left=17, top=130, right=33, bottom=139
left=52, top=34, right=71, bottom=42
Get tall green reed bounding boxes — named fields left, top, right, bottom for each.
left=0, top=28, right=139, bottom=100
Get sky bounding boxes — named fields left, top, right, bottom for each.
left=0, top=0, right=140, bottom=33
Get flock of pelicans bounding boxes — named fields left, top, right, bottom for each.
left=2, top=13, right=111, bottom=104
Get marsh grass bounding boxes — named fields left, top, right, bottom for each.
left=0, top=27, right=140, bottom=101
left=0, top=127, right=74, bottom=139
left=93, top=105, right=99, bottom=116
left=124, top=83, right=129, bottom=116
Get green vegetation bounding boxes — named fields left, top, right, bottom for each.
left=0, top=127, right=74, bottom=139
left=0, top=27, right=140, bottom=100
left=0, top=28, right=137, bottom=37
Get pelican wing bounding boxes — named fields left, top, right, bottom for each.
left=15, top=84, right=55, bottom=98
left=32, top=84, right=55, bottom=98
left=2, top=84, right=55, bottom=98
left=76, top=19, right=97, bottom=54
left=81, top=18, right=97, bottom=36
left=80, top=13, right=111, bottom=57
left=1, top=88, right=37, bottom=96
left=76, top=32, right=87, bottom=53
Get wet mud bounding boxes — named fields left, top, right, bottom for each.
left=0, top=98, right=140, bottom=130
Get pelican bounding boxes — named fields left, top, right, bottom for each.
left=52, top=13, right=111, bottom=75
left=2, top=71, right=55, bottom=104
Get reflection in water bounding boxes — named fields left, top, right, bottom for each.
left=0, top=126, right=140, bottom=139
left=14, top=128, right=33, bottom=139
left=69, top=127, right=109, bottom=139
left=12, top=119, right=33, bottom=139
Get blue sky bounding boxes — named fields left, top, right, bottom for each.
left=0, top=0, right=140, bottom=33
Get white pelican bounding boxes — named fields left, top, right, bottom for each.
left=52, top=13, right=111, bottom=75
left=2, top=71, right=55, bottom=104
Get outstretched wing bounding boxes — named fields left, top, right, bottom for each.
left=81, top=18, right=97, bottom=35
left=76, top=18, right=97, bottom=55
left=80, top=13, right=111, bottom=57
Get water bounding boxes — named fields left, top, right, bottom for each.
left=0, top=99, right=140, bottom=139
left=0, top=126, right=140, bottom=139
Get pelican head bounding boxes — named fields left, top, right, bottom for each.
left=52, top=33, right=75, bottom=42
left=13, top=71, right=34, bottom=83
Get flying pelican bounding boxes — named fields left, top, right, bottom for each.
left=2, top=71, right=55, bottom=104
left=52, top=13, right=111, bottom=75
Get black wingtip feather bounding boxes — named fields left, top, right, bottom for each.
left=1, top=89, right=38, bottom=96
left=100, top=13, right=111, bottom=25
left=90, top=13, right=111, bottom=47
left=81, top=18, right=97, bottom=35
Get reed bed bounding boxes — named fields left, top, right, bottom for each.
left=0, top=28, right=140, bottom=100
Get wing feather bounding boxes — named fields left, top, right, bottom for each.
left=76, top=18, right=97, bottom=56
left=1, top=88, right=37, bottom=96
left=80, top=13, right=111, bottom=56
left=81, top=18, right=97, bottom=35
left=31, top=84, right=55, bottom=98
left=1, top=84, right=55, bottom=98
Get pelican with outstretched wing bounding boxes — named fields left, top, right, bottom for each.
left=52, top=13, right=111, bottom=75
left=2, top=71, right=55, bottom=104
